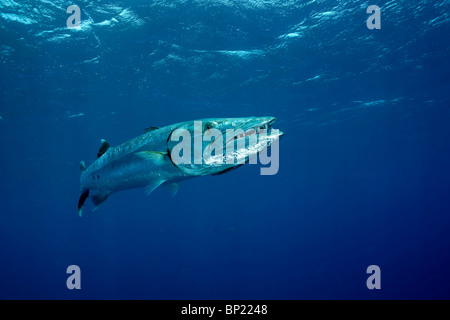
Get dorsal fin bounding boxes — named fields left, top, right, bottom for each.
left=97, top=139, right=110, bottom=158
left=80, top=161, right=86, bottom=172
left=144, top=126, right=159, bottom=133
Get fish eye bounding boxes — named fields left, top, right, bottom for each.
left=204, top=122, right=215, bottom=131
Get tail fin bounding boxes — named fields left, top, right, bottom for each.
left=90, top=191, right=109, bottom=211
left=78, top=189, right=89, bottom=217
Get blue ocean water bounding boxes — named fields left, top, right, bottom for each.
left=1, top=0, right=449, bottom=299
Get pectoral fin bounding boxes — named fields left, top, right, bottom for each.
left=145, top=178, right=166, bottom=196
left=136, top=151, right=167, bottom=165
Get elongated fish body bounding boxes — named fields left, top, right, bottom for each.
left=78, top=117, right=283, bottom=216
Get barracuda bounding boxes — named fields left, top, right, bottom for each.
left=78, top=117, right=283, bottom=216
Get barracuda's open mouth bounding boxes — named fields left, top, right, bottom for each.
left=225, top=117, right=282, bottom=145
left=165, top=117, right=283, bottom=176
left=202, top=117, right=283, bottom=169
